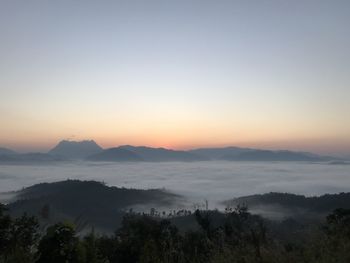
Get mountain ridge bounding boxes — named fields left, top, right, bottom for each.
left=86, top=147, right=143, bottom=162
left=0, top=147, right=17, bottom=155
left=0, top=140, right=341, bottom=163
left=223, top=192, right=350, bottom=220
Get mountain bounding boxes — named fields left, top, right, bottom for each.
left=0, top=155, right=18, bottom=162
left=221, top=150, right=326, bottom=161
left=49, top=140, right=103, bottom=159
left=0, top=152, right=65, bottom=163
left=86, top=147, right=143, bottom=162
left=223, top=192, right=350, bottom=220
left=87, top=145, right=207, bottom=162
left=7, top=180, right=181, bottom=232
left=0, top=147, right=17, bottom=155
left=119, top=145, right=208, bottom=162
left=188, top=147, right=251, bottom=160
left=1, top=140, right=337, bottom=163
left=189, top=147, right=330, bottom=161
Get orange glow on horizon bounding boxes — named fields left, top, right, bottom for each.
left=2, top=132, right=349, bottom=157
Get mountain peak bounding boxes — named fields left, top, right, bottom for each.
left=49, top=140, right=103, bottom=159
left=0, top=147, right=17, bottom=155
left=57, top=139, right=98, bottom=145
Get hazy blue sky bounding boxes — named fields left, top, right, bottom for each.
left=0, top=0, right=349, bottom=156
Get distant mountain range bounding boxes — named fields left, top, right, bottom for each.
left=86, top=147, right=143, bottom=162
left=85, top=144, right=332, bottom=162
left=0, top=147, right=17, bottom=155
left=189, top=147, right=327, bottom=161
left=0, top=140, right=341, bottom=163
left=117, top=145, right=207, bottom=162
left=0, top=153, right=65, bottom=163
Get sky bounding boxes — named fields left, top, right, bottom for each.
left=0, top=0, right=349, bottom=156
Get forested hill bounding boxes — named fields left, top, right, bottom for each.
left=7, top=180, right=181, bottom=232
left=223, top=192, right=350, bottom=219
left=5, top=180, right=350, bottom=233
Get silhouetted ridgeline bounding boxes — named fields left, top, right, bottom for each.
left=0, top=152, right=65, bottom=163
left=87, top=145, right=207, bottom=162
left=224, top=192, right=350, bottom=220
left=221, top=150, right=323, bottom=161
left=4, top=179, right=350, bottom=233
left=7, top=180, right=181, bottom=232
left=118, top=145, right=208, bottom=161
left=86, top=147, right=143, bottom=161
left=0, top=139, right=341, bottom=163
left=0, top=147, right=17, bottom=155
left=189, top=147, right=330, bottom=161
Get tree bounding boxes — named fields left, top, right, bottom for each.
left=82, top=229, right=105, bottom=263
left=0, top=203, right=11, bottom=260
left=5, top=214, right=39, bottom=263
left=36, top=222, right=83, bottom=263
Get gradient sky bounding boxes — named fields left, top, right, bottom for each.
left=0, top=0, right=350, bottom=156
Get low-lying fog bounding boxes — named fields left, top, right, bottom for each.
left=0, top=161, right=349, bottom=208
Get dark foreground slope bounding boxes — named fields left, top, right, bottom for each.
left=2, top=201, right=350, bottom=263
left=3, top=181, right=350, bottom=262
left=7, top=180, right=181, bottom=232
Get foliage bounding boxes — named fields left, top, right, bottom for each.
left=0, top=208, right=39, bottom=263
left=1, top=202, right=350, bottom=262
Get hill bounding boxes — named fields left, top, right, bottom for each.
left=0, top=147, right=17, bottom=155
left=222, top=149, right=325, bottom=161
left=189, top=147, right=330, bottom=161
left=0, top=152, right=66, bottom=163
left=7, top=180, right=181, bottom=233
left=188, top=147, right=251, bottom=159
left=86, top=147, right=143, bottom=161
left=48, top=140, right=103, bottom=159
left=119, top=145, right=207, bottom=162
left=223, top=192, right=350, bottom=220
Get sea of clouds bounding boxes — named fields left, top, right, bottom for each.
left=0, top=161, right=349, bottom=208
